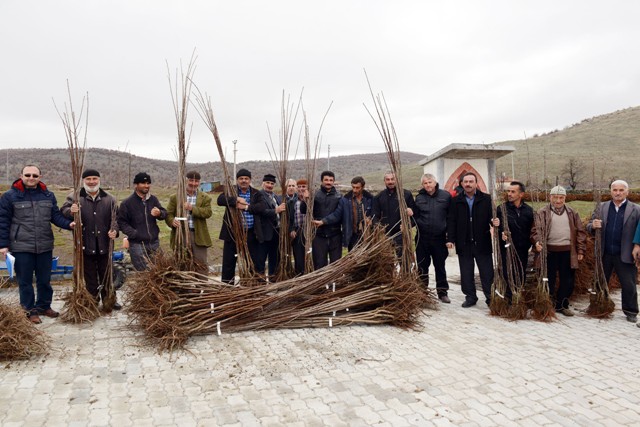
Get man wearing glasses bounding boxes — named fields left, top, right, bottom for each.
left=0, top=165, right=75, bottom=324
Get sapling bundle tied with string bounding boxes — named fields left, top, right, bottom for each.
left=530, top=210, right=556, bottom=322
left=0, top=297, right=50, bottom=360
left=489, top=200, right=509, bottom=317
left=55, top=83, right=100, bottom=323
left=499, top=202, right=528, bottom=320
left=585, top=192, right=615, bottom=318
left=125, top=224, right=428, bottom=352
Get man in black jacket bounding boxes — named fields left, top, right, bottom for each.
left=414, top=174, right=452, bottom=303
left=217, top=168, right=266, bottom=284
left=257, top=173, right=286, bottom=279
left=62, top=169, right=121, bottom=310
left=496, top=181, right=534, bottom=290
left=117, top=172, right=167, bottom=271
left=447, top=172, right=499, bottom=307
left=372, top=172, right=416, bottom=257
left=310, top=171, right=343, bottom=269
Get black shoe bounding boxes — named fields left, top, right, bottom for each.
left=439, top=295, right=451, bottom=304
left=461, top=300, right=477, bottom=308
left=112, top=302, right=122, bottom=311
left=626, top=315, right=637, bottom=323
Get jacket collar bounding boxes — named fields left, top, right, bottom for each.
left=12, top=178, right=48, bottom=194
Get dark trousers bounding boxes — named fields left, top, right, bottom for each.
left=257, top=233, right=280, bottom=278
left=458, top=247, right=494, bottom=303
left=603, top=253, right=639, bottom=316
left=547, top=250, right=575, bottom=310
left=14, top=251, right=53, bottom=315
left=221, top=231, right=260, bottom=284
left=312, top=234, right=342, bottom=270
left=291, top=232, right=306, bottom=275
left=129, top=241, right=160, bottom=271
left=84, top=253, right=110, bottom=302
left=415, top=236, right=449, bottom=296
left=347, top=232, right=363, bottom=252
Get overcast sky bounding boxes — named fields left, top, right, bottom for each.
left=1, top=1, right=639, bottom=163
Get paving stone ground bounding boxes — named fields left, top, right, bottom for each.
left=2, top=256, right=640, bottom=426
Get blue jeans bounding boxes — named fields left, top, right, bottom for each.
left=129, top=241, right=160, bottom=271
left=14, top=251, right=53, bottom=315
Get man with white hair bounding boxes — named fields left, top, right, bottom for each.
left=587, top=180, right=640, bottom=323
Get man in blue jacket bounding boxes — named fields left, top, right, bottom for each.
left=0, top=165, right=75, bottom=324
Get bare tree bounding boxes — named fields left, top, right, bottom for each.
left=561, top=158, right=584, bottom=190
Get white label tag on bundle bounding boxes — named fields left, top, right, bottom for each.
left=495, top=290, right=504, bottom=298
left=217, top=321, right=221, bottom=335
left=329, top=318, right=333, bottom=327
left=210, top=303, right=215, bottom=313
left=332, top=283, right=335, bottom=292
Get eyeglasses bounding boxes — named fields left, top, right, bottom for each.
left=23, top=174, right=40, bottom=178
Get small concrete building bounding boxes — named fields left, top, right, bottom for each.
left=419, top=143, right=515, bottom=195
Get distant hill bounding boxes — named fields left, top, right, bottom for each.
left=494, top=106, right=640, bottom=189
left=0, top=148, right=426, bottom=191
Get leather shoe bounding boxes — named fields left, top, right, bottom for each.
left=41, top=308, right=59, bottom=318
left=439, top=295, right=451, bottom=304
left=626, top=315, right=637, bottom=323
left=29, top=314, right=42, bottom=324
left=112, top=302, right=122, bottom=311
left=557, top=308, right=575, bottom=317
left=461, top=300, right=476, bottom=308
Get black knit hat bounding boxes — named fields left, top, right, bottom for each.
left=236, top=168, right=251, bottom=179
left=262, top=173, right=276, bottom=183
left=82, top=169, right=100, bottom=179
left=133, top=172, right=151, bottom=184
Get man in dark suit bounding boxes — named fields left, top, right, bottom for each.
left=447, top=172, right=499, bottom=307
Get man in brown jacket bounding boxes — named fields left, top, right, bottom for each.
left=531, top=186, right=587, bottom=316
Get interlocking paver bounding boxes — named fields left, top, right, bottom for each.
left=2, top=256, right=640, bottom=426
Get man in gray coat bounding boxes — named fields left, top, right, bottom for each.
left=587, top=180, right=640, bottom=323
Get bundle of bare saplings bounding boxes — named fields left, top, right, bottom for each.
left=125, top=225, right=434, bottom=352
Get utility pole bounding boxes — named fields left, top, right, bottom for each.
left=327, top=144, right=331, bottom=171
left=5, top=151, right=9, bottom=186
left=233, top=140, right=238, bottom=179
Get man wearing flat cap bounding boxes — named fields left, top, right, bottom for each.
left=217, top=168, right=266, bottom=284
left=61, top=169, right=121, bottom=310
left=531, top=185, right=586, bottom=316
left=117, top=172, right=167, bottom=271
left=288, top=179, right=309, bottom=275
left=166, top=171, right=212, bottom=273
left=256, top=173, right=286, bottom=280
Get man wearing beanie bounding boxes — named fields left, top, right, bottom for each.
left=217, top=168, right=266, bottom=284
left=117, top=172, right=167, bottom=271
left=531, top=185, right=586, bottom=316
left=288, top=179, right=309, bottom=275
left=257, top=173, right=286, bottom=279
left=166, top=171, right=212, bottom=273
left=61, top=169, right=121, bottom=310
